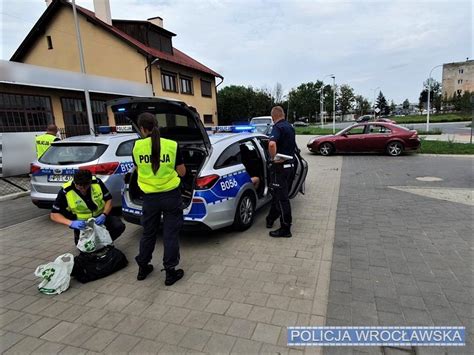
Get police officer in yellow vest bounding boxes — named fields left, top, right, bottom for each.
left=36, top=124, right=60, bottom=158
left=133, top=112, right=186, bottom=284
left=50, top=170, right=125, bottom=245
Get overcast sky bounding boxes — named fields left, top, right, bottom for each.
left=1, top=0, right=472, bottom=103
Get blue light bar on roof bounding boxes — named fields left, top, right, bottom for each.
left=98, top=126, right=112, bottom=134
left=233, top=125, right=255, bottom=131
left=213, top=125, right=256, bottom=133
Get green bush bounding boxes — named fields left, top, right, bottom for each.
left=420, top=140, right=474, bottom=154
left=394, top=113, right=470, bottom=124
left=295, top=127, right=339, bottom=135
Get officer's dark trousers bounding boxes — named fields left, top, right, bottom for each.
left=135, top=188, right=183, bottom=270
left=267, top=163, right=293, bottom=230
left=74, top=215, right=125, bottom=245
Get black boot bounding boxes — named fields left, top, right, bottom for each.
left=269, top=228, right=292, bottom=238
left=164, top=268, right=184, bottom=286
left=137, top=264, right=153, bottom=281
left=266, top=217, right=275, bottom=229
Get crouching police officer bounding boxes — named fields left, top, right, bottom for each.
left=266, top=106, right=296, bottom=238
left=133, top=112, right=186, bottom=284
left=50, top=170, right=125, bottom=244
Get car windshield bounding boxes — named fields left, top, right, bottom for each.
left=251, top=118, right=272, bottom=125
left=254, top=125, right=271, bottom=134
left=39, top=143, right=108, bottom=165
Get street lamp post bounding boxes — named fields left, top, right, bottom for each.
left=426, top=64, right=443, bottom=131
left=320, top=74, right=335, bottom=128
left=71, top=0, right=94, bottom=135
left=332, top=75, right=336, bottom=134
left=320, top=87, right=324, bottom=128
left=372, top=86, right=380, bottom=119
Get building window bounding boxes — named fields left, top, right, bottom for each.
left=201, top=79, right=212, bottom=98
left=61, top=98, right=108, bottom=137
left=459, top=69, right=464, bottom=74
left=46, top=36, right=53, bottom=50
left=180, top=76, right=193, bottom=95
left=203, top=114, right=213, bottom=124
left=0, top=93, right=54, bottom=132
left=161, top=72, right=177, bottom=92
left=458, top=79, right=463, bottom=84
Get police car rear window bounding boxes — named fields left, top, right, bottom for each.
left=39, top=143, right=107, bottom=165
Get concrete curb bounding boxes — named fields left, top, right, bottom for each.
left=419, top=154, right=474, bottom=157
left=0, top=191, right=30, bottom=202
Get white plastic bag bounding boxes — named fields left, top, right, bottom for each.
left=77, top=218, right=113, bottom=253
left=34, top=253, right=74, bottom=295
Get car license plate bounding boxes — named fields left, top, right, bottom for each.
left=48, top=175, right=73, bottom=182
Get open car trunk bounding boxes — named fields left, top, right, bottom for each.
left=108, top=97, right=211, bottom=209
left=128, top=147, right=206, bottom=208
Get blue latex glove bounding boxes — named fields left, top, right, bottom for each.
left=69, top=220, right=86, bottom=230
left=95, top=214, right=106, bottom=225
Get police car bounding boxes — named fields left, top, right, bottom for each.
left=110, top=97, right=308, bottom=231
left=30, top=131, right=138, bottom=209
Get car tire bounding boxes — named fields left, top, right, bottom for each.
left=319, top=142, right=334, bottom=156
left=233, top=192, right=255, bottom=231
left=386, top=141, right=404, bottom=156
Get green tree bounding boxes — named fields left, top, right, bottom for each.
left=389, top=100, right=396, bottom=114
left=452, top=90, right=473, bottom=112
left=354, top=95, right=371, bottom=115
left=287, top=81, right=323, bottom=123
left=337, top=84, right=355, bottom=120
left=402, top=99, right=410, bottom=114
left=217, top=85, right=272, bottom=124
left=273, top=82, right=284, bottom=104
left=419, top=78, right=442, bottom=112
left=375, top=91, right=389, bottom=116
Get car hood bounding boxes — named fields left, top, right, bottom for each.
left=108, top=97, right=211, bottom=152
left=307, top=134, right=337, bottom=145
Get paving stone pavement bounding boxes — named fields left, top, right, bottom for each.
left=325, top=155, right=473, bottom=355
left=0, top=196, right=49, bottom=229
left=0, top=135, right=342, bottom=354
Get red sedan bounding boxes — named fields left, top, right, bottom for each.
left=307, top=122, right=420, bottom=156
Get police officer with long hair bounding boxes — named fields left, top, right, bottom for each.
left=133, top=112, right=186, bottom=284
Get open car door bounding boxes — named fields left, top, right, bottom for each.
left=289, top=147, right=308, bottom=198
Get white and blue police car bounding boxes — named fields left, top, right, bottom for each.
left=30, top=129, right=138, bottom=209
left=109, top=97, right=308, bottom=231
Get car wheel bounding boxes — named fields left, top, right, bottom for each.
left=233, top=192, right=255, bottom=231
left=386, top=141, right=404, bottom=156
left=319, top=142, right=334, bottom=156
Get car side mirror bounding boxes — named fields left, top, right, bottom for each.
left=341, top=133, right=348, bottom=137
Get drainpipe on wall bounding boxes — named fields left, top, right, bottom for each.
left=144, top=58, right=159, bottom=96
left=215, top=76, right=224, bottom=124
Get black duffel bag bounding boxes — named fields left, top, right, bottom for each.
left=72, top=245, right=128, bottom=283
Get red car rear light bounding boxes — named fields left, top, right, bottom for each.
left=30, top=163, right=41, bottom=175
left=80, top=162, right=119, bottom=175
left=195, top=174, right=219, bottom=190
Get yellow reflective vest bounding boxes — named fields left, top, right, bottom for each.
left=132, top=137, right=180, bottom=193
left=35, top=133, right=57, bottom=158
left=63, top=177, right=105, bottom=220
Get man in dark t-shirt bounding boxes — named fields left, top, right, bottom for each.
left=266, top=106, right=296, bottom=238
left=50, top=170, right=125, bottom=245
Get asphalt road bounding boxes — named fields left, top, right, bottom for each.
left=326, top=154, right=473, bottom=354
left=318, top=121, right=472, bottom=135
